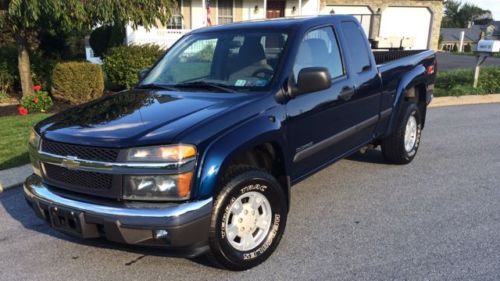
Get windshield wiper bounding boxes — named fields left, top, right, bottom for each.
left=175, top=81, right=236, bottom=93
left=136, top=83, right=178, bottom=91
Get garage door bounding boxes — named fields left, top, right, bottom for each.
left=320, top=5, right=372, bottom=36
left=379, top=7, right=431, bottom=49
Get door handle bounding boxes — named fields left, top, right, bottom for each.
left=339, top=86, right=355, bottom=101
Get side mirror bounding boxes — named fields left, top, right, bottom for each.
left=290, top=67, right=331, bottom=97
left=138, top=68, right=150, bottom=81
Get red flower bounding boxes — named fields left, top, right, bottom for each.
left=18, top=106, right=28, bottom=116
left=33, top=97, right=39, bottom=103
left=33, top=85, right=42, bottom=92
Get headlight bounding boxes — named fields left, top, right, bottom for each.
left=29, top=128, right=41, bottom=149
left=124, top=144, right=196, bottom=201
left=123, top=172, right=193, bottom=201
left=126, top=144, right=196, bottom=162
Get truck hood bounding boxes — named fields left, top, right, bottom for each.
left=37, top=90, right=257, bottom=147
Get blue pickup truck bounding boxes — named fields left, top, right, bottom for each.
left=24, top=15, right=436, bottom=270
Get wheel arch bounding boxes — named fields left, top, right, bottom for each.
left=385, top=65, right=428, bottom=137
left=194, top=114, right=292, bottom=209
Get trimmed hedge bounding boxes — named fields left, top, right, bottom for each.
left=51, top=61, right=104, bottom=105
left=103, top=45, right=163, bottom=90
left=434, top=67, right=500, bottom=97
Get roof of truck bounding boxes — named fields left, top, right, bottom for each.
left=190, top=15, right=355, bottom=34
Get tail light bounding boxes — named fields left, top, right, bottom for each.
left=426, top=60, right=436, bottom=75
left=426, top=64, right=435, bottom=75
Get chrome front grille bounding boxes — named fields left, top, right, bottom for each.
left=39, top=140, right=121, bottom=199
left=42, top=140, right=119, bottom=162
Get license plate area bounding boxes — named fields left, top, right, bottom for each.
left=49, top=206, right=83, bottom=235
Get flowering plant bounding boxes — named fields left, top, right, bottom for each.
left=19, top=86, right=53, bottom=114
left=17, top=106, right=28, bottom=116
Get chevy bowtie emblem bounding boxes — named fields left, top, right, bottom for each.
left=61, top=156, right=80, bottom=170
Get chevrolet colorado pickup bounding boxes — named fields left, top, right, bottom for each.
left=24, top=15, right=436, bottom=270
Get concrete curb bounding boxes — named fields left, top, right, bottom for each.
left=429, top=94, right=500, bottom=108
left=0, top=164, right=31, bottom=193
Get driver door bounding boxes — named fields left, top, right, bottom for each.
left=285, top=26, right=356, bottom=179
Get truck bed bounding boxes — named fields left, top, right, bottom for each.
left=373, top=50, right=428, bottom=65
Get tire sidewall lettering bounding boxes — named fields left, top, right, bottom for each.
left=218, top=181, right=283, bottom=262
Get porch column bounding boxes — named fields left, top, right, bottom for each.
left=298, top=0, right=302, bottom=15
left=263, top=0, right=267, bottom=19
left=202, top=0, right=206, bottom=25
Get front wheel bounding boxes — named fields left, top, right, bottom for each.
left=208, top=168, right=287, bottom=270
left=381, top=103, right=422, bottom=164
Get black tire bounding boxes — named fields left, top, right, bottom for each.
left=381, top=103, right=422, bottom=164
left=208, top=167, right=287, bottom=270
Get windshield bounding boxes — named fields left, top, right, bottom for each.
left=140, top=30, right=289, bottom=92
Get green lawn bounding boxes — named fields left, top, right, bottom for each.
left=0, top=113, right=50, bottom=170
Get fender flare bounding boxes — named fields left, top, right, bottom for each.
left=194, top=113, right=291, bottom=204
left=384, top=65, right=427, bottom=137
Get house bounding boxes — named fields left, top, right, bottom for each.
left=440, top=25, right=483, bottom=51
left=440, top=21, right=500, bottom=52
left=86, top=0, right=444, bottom=61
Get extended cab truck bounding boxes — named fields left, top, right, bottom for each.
left=24, top=16, right=436, bottom=270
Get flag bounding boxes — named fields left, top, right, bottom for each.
left=206, top=0, right=212, bottom=26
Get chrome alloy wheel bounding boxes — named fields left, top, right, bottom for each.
left=224, top=191, right=272, bottom=251
left=404, top=115, right=418, bottom=152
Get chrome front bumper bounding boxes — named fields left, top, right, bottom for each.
left=24, top=175, right=212, bottom=256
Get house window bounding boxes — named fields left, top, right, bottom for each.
left=167, top=0, right=184, bottom=29
left=218, top=0, right=233, bottom=25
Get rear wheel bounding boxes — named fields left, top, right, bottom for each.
left=381, top=103, right=422, bottom=164
left=208, top=167, right=287, bottom=270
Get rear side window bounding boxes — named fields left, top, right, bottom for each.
left=293, top=27, right=344, bottom=81
left=341, top=21, right=371, bottom=73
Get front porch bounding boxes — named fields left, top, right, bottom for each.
left=128, top=0, right=319, bottom=47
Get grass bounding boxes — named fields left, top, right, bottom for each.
left=0, top=113, right=50, bottom=170
left=434, top=66, right=500, bottom=97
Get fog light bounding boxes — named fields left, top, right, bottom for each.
left=154, top=229, right=169, bottom=239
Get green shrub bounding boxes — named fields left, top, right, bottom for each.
left=20, top=90, right=53, bottom=113
left=0, top=46, right=57, bottom=91
left=0, top=46, right=18, bottom=93
left=89, top=24, right=126, bottom=57
left=51, top=61, right=104, bottom=105
left=0, top=90, right=9, bottom=102
left=463, top=43, right=472, bottom=53
left=435, top=67, right=500, bottom=97
left=30, top=51, right=58, bottom=89
left=103, top=44, right=163, bottom=90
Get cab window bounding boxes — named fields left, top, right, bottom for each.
left=293, top=27, right=344, bottom=82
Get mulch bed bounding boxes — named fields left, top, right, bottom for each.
left=0, top=102, right=72, bottom=117
left=0, top=90, right=117, bottom=117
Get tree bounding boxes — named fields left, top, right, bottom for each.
left=442, top=0, right=492, bottom=28
left=0, top=0, right=176, bottom=96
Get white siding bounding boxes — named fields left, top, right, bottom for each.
left=379, top=7, right=431, bottom=49
left=242, top=0, right=266, bottom=20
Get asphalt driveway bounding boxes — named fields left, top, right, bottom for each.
left=1, top=104, right=500, bottom=280
left=437, top=52, right=500, bottom=71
